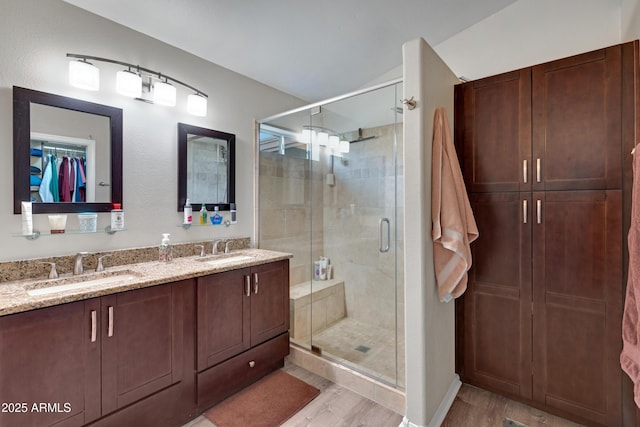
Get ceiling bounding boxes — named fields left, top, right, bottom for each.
left=63, top=0, right=520, bottom=102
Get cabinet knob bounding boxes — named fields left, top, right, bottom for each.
left=248, top=360, right=256, bottom=368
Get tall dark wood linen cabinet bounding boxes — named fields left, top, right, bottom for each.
left=454, top=41, right=640, bottom=426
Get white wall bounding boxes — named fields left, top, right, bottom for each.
left=435, top=0, right=621, bottom=81
left=402, top=38, right=461, bottom=427
left=0, top=0, right=303, bottom=262
left=623, top=0, right=640, bottom=41
left=366, top=1, right=626, bottom=97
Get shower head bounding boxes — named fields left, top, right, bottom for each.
left=348, top=128, right=376, bottom=143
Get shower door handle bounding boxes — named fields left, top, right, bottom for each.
left=379, top=218, right=390, bottom=253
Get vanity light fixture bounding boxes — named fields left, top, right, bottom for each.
left=66, top=53, right=208, bottom=116
left=300, top=126, right=350, bottom=156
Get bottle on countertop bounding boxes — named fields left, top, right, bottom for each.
left=159, top=233, right=173, bottom=262
left=211, top=206, right=223, bottom=225
left=184, top=199, right=192, bottom=224
left=110, top=203, right=124, bottom=230
left=230, top=202, right=237, bottom=224
left=199, top=203, right=208, bottom=225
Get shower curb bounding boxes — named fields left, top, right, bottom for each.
left=288, top=344, right=405, bottom=415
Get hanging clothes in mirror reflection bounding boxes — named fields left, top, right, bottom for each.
left=31, top=139, right=88, bottom=203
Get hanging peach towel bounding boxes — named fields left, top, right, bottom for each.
left=621, top=146, right=640, bottom=407
left=432, top=107, right=478, bottom=303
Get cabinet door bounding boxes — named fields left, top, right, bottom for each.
left=532, top=190, right=622, bottom=426
left=462, top=192, right=532, bottom=399
left=250, top=260, right=290, bottom=347
left=101, top=282, right=186, bottom=414
left=532, top=45, right=622, bottom=191
left=197, top=269, right=251, bottom=371
left=456, top=69, right=532, bottom=193
left=0, top=300, right=101, bottom=427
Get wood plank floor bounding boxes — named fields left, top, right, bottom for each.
left=184, top=361, right=582, bottom=427
left=442, top=384, right=584, bottom=427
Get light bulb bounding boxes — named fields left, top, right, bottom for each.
left=69, top=60, right=99, bottom=91
left=339, top=140, right=350, bottom=153
left=317, top=132, right=329, bottom=146
left=153, top=80, right=176, bottom=106
left=187, top=93, right=207, bottom=116
left=116, top=70, right=142, bottom=98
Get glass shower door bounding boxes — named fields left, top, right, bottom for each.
left=258, top=81, right=404, bottom=388
left=308, top=82, right=404, bottom=387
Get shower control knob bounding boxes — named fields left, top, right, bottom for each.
left=248, top=361, right=256, bottom=368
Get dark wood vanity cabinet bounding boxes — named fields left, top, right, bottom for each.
left=0, top=279, right=195, bottom=427
left=0, top=298, right=100, bottom=427
left=455, top=41, right=637, bottom=426
left=196, top=259, right=290, bottom=411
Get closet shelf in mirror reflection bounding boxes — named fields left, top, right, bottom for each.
left=181, top=220, right=232, bottom=229
left=13, top=227, right=126, bottom=240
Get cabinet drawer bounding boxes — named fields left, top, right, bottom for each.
left=197, top=332, right=289, bottom=411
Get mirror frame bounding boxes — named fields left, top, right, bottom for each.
left=13, top=86, right=123, bottom=214
left=177, top=123, right=235, bottom=212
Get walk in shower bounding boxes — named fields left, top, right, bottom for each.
left=257, top=81, right=404, bottom=388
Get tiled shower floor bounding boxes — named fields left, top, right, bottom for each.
left=307, top=317, right=406, bottom=388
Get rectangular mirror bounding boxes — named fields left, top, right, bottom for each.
left=13, top=86, right=123, bottom=214
left=177, top=123, right=235, bottom=212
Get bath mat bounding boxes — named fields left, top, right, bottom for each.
left=204, top=370, right=320, bottom=427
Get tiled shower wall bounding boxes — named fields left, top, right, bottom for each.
left=259, top=122, right=404, bottom=331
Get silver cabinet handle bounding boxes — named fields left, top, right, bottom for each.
left=536, top=158, right=541, bottom=183
left=379, top=218, right=390, bottom=253
left=537, top=199, right=542, bottom=224
left=108, top=306, right=114, bottom=337
left=523, top=200, right=528, bottom=224
left=91, top=310, right=97, bottom=343
left=253, top=273, right=259, bottom=294
left=523, top=160, right=528, bottom=183
left=248, top=360, right=256, bottom=368
left=245, top=275, right=251, bottom=297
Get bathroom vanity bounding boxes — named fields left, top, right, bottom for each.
left=0, top=248, right=290, bottom=427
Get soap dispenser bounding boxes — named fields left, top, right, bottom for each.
left=159, top=233, right=173, bottom=262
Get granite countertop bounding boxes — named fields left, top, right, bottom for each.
left=0, top=248, right=292, bottom=317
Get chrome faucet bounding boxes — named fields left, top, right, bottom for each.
left=96, top=254, right=112, bottom=272
left=212, top=239, right=224, bottom=255
left=74, top=252, right=89, bottom=275
left=37, top=261, right=58, bottom=279
left=194, top=244, right=205, bottom=257
left=224, top=240, right=233, bottom=254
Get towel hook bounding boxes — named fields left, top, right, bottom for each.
left=401, top=97, right=417, bottom=110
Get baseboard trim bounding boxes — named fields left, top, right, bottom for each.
left=399, top=374, right=461, bottom=427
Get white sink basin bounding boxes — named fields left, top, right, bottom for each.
left=26, top=271, right=141, bottom=296
left=195, top=254, right=255, bottom=266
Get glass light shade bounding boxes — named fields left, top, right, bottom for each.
left=153, top=80, right=176, bottom=106
left=339, top=140, right=350, bottom=153
left=300, top=129, right=316, bottom=144
left=69, top=60, right=99, bottom=91
left=187, top=93, right=207, bottom=116
left=116, top=70, right=142, bottom=98
left=328, top=135, right=339, bottom=149
left=310, top=139, right=320, bottom=161
left=317, top=132, right=329, bottom=146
